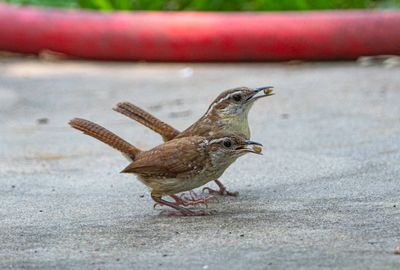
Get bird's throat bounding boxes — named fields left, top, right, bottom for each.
left=218, top=113, right=250, bottom=139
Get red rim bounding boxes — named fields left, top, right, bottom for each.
left=1, top=4, right=399, bottom=61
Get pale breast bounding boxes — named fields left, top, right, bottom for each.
left=217, top=117, right=250, bottom=139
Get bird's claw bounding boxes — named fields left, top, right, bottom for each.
left=202, top=187, right=239, bottom=197
left=179, top=191, right=212, bottom=208
left=160, top=209, right=216, bottom=216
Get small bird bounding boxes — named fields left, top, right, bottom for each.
left=69, top=118, right=262, bottom=216
left=113, top=86, right=273, bottom=196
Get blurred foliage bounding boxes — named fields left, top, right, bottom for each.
left=4, top=0, right=400, bottom=10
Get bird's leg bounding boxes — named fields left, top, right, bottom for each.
left=151, top=194, right=212, bottom=216
left=153, top=194, right=208, bottom=208
left=203, top=180, right=239, bottom=197
left=178, top=191, right=212, bottom=208
left=169, top=195, right=190, bottom=206
left=170, top=194, right=208, bottom=207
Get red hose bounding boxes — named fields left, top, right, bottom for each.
left=0, top=4, right=399, bottom=61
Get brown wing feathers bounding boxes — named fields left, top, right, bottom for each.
left=113, top=102, right=180, bottom=142
left=69, top=118, right=141, bottom=159
left=121, top=136, right=204, bottom=176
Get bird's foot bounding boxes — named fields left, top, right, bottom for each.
left=202, top=184, right=239, bottom=197
left=178, top=191, right=214, bottom=207
left=153, top=192, right=212, bottom=209
left=160, top=209, right=216, bottom=216
left=152, top=194, right=215, bottom=216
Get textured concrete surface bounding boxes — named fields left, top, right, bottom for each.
left=0, top=59, right=399, bottom=269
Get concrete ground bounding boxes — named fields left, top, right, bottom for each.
left=0, top=58, right=399, bottom=269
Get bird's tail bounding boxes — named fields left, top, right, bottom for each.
left=69, top=118, right=141, bottom=159
left=113, top=102, right=180, bottom=142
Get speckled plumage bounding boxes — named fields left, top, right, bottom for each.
left=69, top=118, right=259, bottom=215
left=114, top=87, right=271, bottom=141
left=121, top=132, right=249, bottom=196
left=113, top=86, right=273, bottom=196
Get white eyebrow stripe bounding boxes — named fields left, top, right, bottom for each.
left=204, top=90, right=243, bottom=116
left=208, top=138, right=228, bottom=145
left=225, top=91, right=243, bottom=99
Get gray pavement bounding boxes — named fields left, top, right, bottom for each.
left=0, top=58, right=399, bottom=269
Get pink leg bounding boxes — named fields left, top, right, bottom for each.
left=179, top=191, right=213, bottom=208
left=151, top=194, right=213, bottom=216
left=153, top=194, right=208, bottom=208
left=203, top=180, right=239, bottom=197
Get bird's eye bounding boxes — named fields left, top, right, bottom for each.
left=223, top=139, right=232, bottom=148
left=232, top=93, right=242, bottom=102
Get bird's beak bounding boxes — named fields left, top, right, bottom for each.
left=237, top=140, right=263, bottom=155
left=246, top=86, right=274, bottom=102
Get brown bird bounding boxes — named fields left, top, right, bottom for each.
left=69, top=118, right=262, bottom=216
left=113, top=86, right=273, bottom=196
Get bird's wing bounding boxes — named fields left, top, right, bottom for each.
left=121, top=136, right=205, bottom=178
left=178, top=123, right=216, bottom=139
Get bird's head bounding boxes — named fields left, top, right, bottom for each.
left=203, top=132, right=263, bottom=168
left=204, top=86, right=274, bottom=119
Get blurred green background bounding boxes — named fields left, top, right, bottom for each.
left=4, top=0, right=400, bottom=11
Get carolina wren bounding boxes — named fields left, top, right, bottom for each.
left=113, top=86, right=273, bottom=196
left=69, top=118, right=262, bottom=216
